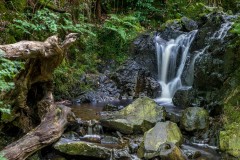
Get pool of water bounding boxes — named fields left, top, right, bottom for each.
left=71, top=99, right=132, bottom=120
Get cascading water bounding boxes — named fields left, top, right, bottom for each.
left=211, top=21, right=233, bottom=40
left=155, top=30, right=198, bottom=103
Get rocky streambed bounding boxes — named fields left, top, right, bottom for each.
left=38, top=97, right=222, bottom=160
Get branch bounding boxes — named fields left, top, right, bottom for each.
left=0, top=33, right=78, bottom=60
left=0, top=105, right=75, bottom=160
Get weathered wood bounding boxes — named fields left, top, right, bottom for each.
left=0, top=33, right=78, bottom=133
left=0, top=33, right=78, bottom=159
left=0, top=104, right=75, bottom=160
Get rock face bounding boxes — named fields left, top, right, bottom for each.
left=138, top=121, right=183, bottom=159
left=76, top=74, right=121, bottom=103
left=111, top=59, right=161, bottom=99
left=100, top=97, right=166, bottom=134
left=180, top=107, right=209, bottom=131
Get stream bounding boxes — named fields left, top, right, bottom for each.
left=69, top=100, right=221, bottom=160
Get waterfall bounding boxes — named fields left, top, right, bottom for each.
left=185, top=46, right=209, bottom=86
left=211, top=21, right=233, bottom=40
left=155, top=30, right=198, bottom=103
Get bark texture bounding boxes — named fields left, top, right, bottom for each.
left=0, top=104, right=75, bottom=160
left=0, top=33, right=78, bottom=160
left=0, top=33, right=77, bottom=132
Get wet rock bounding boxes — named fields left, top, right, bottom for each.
left=102, top=103, right=119, bottom=111
left=220, top=122, right=240, bottom=158
left=182, top=147, right=201, bottom=159
left=100, top=97, right=166, bottom=134
left=180, top=107, right=209, bottom=131
left=173, top=88, right=195, bottom=107
left=138, top=121, right=183, bottom=159
left=62, top=131, right=79, bottom=140
left=80, top=135, right=101, bottom=143
left=101, top=136, right=119, bottom=144
left=158, top=142, right=185, bottom=160
left=166, top=111, right=182, bottom=124
left=54, top=138, right=111, bottom=159
left=181, top=17, right=198, bottom=31
left=111, top=60, right=160, bottom=99
left=129, top=141, right=139, bottom=154
left=113, top=147, right=131, bottom=159
left=76, top=74, right=121, bottom=103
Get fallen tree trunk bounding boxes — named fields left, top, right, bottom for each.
left=0, top=33, right=78, bottom=159
left=0, top=104, right=75, bottom=160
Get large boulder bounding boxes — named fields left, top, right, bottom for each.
left=138, top=121, right=183, bottom=159
left=54, top=138, right=111, bottom=158
left=100, top=97, right=166, bottom=134
left=180, top=107, right=209, bottom=131
left=54, top=138, right=131, bottom=159
left=172, top=88, right=195, bottom=107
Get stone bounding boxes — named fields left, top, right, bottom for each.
left=172, top=88, right=195, bottom=108
left=181, top=17, right=198, bottom=31
left=100, top=97, right=166, bottom=134
left=158, top=142, right=185, bottom=160
left=54, top=138, right=111, bottom=159
left=219, top=122, right=240, bottom=158
left=138, top=121, right=183, bottom=159
left=180, top=107, right=209, bottom=132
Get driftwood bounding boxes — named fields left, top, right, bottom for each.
left=0, top=33, right=78, bottom=159
left=0, top=104, right=75, bottom=160
left=0, top=33, right=78, bottom=132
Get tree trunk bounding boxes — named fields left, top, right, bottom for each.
left=0, top=33, right=78, bottom=159
left=96, top=0, right=102, bottom=20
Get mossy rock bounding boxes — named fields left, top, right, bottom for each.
left=138, top=121, right=183, bottom=159
left=180, top=107, right=209, bottom=132
left=100, top=97, right=166, bottom=134
left=54, top=138, right=111, bottom=159
left=220, top=122, right=240, bottom=158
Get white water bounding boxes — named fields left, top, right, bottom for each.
left=185, top=46, right=209, bottom=86
left=211, top=21, right=233, bottom=40
left=155, top=30, right=198, bottom=103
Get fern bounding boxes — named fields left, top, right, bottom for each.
left=103, top=14, right=143, bottom=42
left=11, top=8, right=95, bottom=40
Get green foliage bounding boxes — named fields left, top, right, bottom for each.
left=98, top=14, right=144, bottom=63
left=11, top=8, right=95, bottom=41
left=126, top=0, right=162, bottom=24
left=0, top=153, right=6, bottom=160
left=0, top=51, right=23, bottom=116
left=232, top=22, right=240, bottom=34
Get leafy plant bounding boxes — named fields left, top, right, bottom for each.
left=11, top=8, right=95, bottom=41
left=97, top=14, right=144, bottom=63
left=126, top=0, right=162, bottom=24
left=0, top=51, right=23, bottom=115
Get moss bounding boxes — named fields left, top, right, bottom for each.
left=182, top=3, right=212, bottom=20
left=220, top=123, right=240, bottom=158
left=54, top=139, right=111, bottom=158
